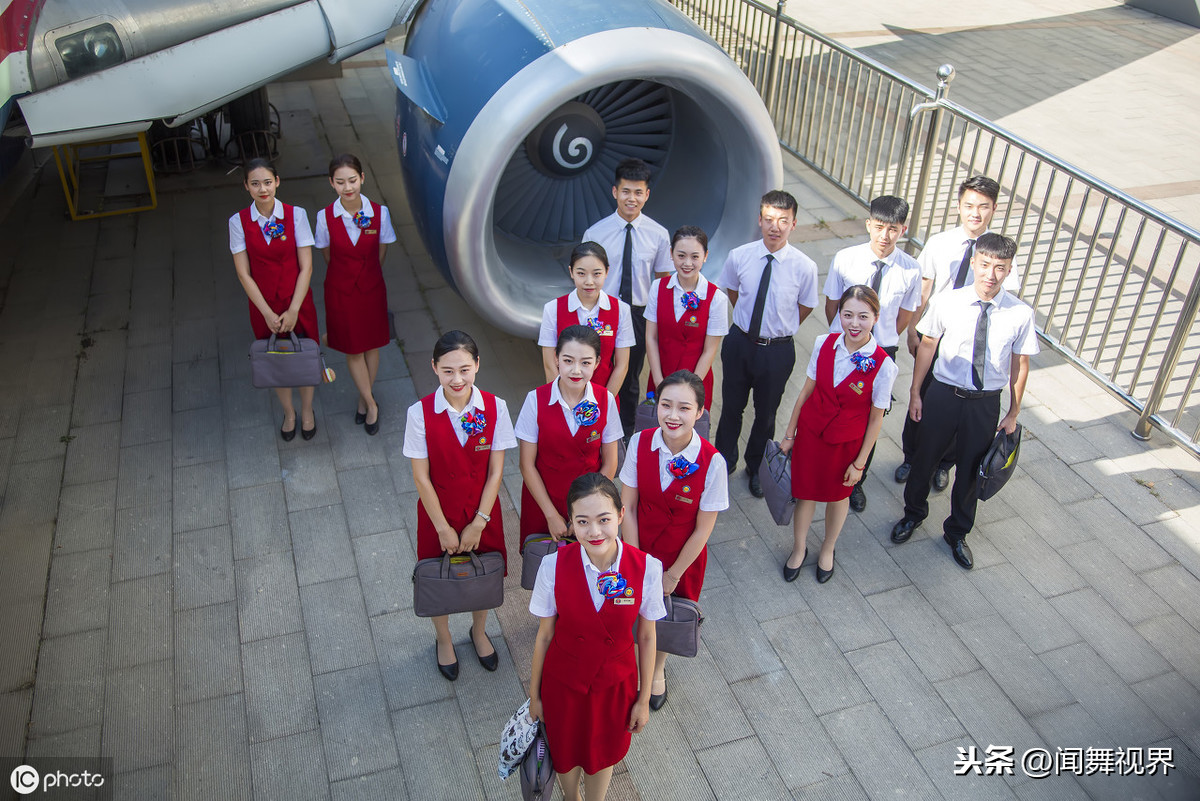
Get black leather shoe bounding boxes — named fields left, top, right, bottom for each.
left=849, top=483, right=866, bottom=512
left=470, top=626, right=499, bottom=672
left=932, top=468, right=950, bottom=492
left=815, top=560, right=835, bottom=584
left=364, top=407, right=380, bottom=436
left=944, top=533, right=973, bottom=569
left=301, top=422, right=317, bottom=441
left=894, top=462, right=911, bottom=483
left=280, top=422, right=297, bottom=442
left=748, top=472, right=764, bottom=498
left=354, top=410, right=367, bottom=425
left=891, top=517, right=922, bottom=544
left=783, top=548, right=806, bottom=583
left=436, top=643, right=459, bottom=681
left=649, top=689, right=667, bottom=711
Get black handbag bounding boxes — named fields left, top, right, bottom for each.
left=978, top=424, right=1022, bottom=501
left=655, top=594, right=703, bottom=657
left=411, top=552, right=505, bottom=617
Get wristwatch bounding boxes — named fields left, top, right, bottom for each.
left=475, top=509, right=491, bottom=523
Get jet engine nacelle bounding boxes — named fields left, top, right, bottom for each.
left=392, top=0, right=783, bottom=338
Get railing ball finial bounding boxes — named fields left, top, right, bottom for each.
left=935, top=63, right=955, bottom=99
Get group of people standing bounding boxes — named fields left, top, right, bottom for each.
left=229, top=154, right=1038, bottom=801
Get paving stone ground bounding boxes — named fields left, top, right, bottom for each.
left=1, top=5, right=1200, bottom=799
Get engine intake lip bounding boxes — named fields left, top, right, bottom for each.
left=445, top=27, right=783, bottom=338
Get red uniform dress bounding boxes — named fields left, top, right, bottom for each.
left=791, top=336, right=888, bottom=502
left=240, top=204, right=320, bottom=341
left=415, top=391, right=507, bottom=572
left=648, top=278, right=716, bottom=412
left=556, top=294, right=620, bottom=391
left=634, top=431, right=717, bottom=601
left=541, top=541, right=648, bottom=774
left=518, top=383, right=607, bottom=551
left=322, top=200, right=389, bottom=354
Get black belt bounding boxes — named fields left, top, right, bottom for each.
left=938, top=380, right=1001, bottom=399
left=734, top=325, right=793, bottom=346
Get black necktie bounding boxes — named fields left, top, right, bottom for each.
left=619, top=222, right=634, bottom=304
left=870, top=260, right=885, bottom=292
left=747, top=254, right=774, bottom=340
left=972, top=300, right=991, bottom=389
left=954, top=240, right=974, bottom=289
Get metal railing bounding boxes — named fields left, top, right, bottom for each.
left=672, top=0, right=1200, bottom=456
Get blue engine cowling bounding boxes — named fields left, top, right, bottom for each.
left=392, top=0, right=782, bottom=337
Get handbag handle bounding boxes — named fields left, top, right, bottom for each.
left=439, top=551, right=485, bottom=579
left=266, top=332, right=302, bottom=353
left=662, top=593, right=673, bottom=617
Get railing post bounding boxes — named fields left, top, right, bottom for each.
left=1132, top=267, right=1200, bottom=440
left=901, top=64, right=954, bottom=255
left=763, top=0, right=786, bottom=110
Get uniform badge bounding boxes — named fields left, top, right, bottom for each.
left=613, top=597, right=636, bottom=605
left=681, top=484, right=692, bottom=493
left=475, top=435, right=491, bottom=452
left=585, top=430, right=600, bottom=443
left=684, top=315, right=700, bottom=327
left=850, top=381, right=865, bottom=395
left=674, top=494, right=694, bottom=504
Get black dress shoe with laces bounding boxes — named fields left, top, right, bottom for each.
left=894, top=462, right=911, bottom=483
left=944, top=533, right=973, bottom=569
left=849, top=483, right=866, bottom=512
left=932, top=468, right=950, bottom=492
left=891, top=517, right=922, bottom=544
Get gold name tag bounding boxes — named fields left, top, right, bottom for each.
left=599, top=330, right=614, bottom=336
left=850, top=380, right=865, bottom=395
left=366, top=229, right=377, bottom=235
left=613, top=597, right=636, bottom=605
left=684, top=320, right=700, bottom=327
left=674, top=494, right=694, bottom=504
left=475, top=444, right=491, bottom=451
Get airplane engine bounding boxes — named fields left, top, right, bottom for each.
left=392, top=0, right=783, bottom=338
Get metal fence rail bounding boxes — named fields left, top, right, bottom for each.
left=672, top=0, right=1200, bottom=456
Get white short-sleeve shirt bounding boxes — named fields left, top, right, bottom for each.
left=529, top=540, right=667, bottom=618
left=313, top=195, right=398, bottom=248
left=228, top=200, right=315, bottom=254
left=823, top=243, right=922, bottom=349
left=582, top=211, right=673, bottom=307
left=716, top=240, right=819, bottom=338
left=514, top=379, right=624, bottom=443
left=402, top=386, right=517, bottom=458
left=644, top=274, right=731, bottom=336
left=804, top=333, right=898, bottom=410
left=918, top=226, right=1023, bottom=295
left=917, top=286, right=1040, bottom=391
left=537, top=291, right=636, bottom=349
left=618, top=429, right=729, bottom=511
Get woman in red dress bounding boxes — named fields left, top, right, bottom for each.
left=780, top=286, right=897, bottom=583
left=619, top=370, right=728, bottom=709
left=315, top=153, right=396, bottom=435
left=403, top=331, right=517, bottom=680
left=229, top=158, right=321, bottom=440
left=644, top=226, right=730, bottom=415
left=515, top=325, right=622, bottom=551
left=528, top=473, right=665, bottom=801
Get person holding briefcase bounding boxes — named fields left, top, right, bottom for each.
left=229, top=158, right=322, bottom=441
left=403, top=330, right=517, bottom=680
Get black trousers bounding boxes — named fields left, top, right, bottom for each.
left=853, top=344, right=898, bottom=489
left=714, top=329, right=795, bottom=473
left=901, top=334, right=954, bottom=470
left=619, top=304, right=647, bottom=436
left=903, top=380, right=1000, bottom=541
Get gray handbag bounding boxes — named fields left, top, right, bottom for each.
left=655, top=594, right=703, bottom=658
left=519, top=723, right=555, bottom=801
left=635, top=401, right=711, bottom=441
left=412, top=552, right=505, bottom=617
left=759, top=440, right=795, bottom=525
left=248, top=333, right=323, bottom=388
left=521, top=536, right=573, bottom=591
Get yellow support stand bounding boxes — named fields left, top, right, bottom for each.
left=52, top=131, right=158, bottom=220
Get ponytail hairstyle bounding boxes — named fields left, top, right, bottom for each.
left=432, top=330, right=480, bottom=364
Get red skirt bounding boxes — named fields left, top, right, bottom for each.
left=415, top=498, right=508, bottom=574
left=248, top=292, right=320, bottom=343
left=790, top=424, right=860, bottom=503
left=641, top=535, right=705, bottom=602
left=541, top=666, right=634, bottom=774
left=325, top=280, right=389, bottom=354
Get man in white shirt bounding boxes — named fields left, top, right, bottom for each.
left=582, top=158, right=673, bottom=438
left=890, top=233, right=1039, bottom=570
left=897, top=176, right=1021, bottom=491
left=823, top=195, right=921, bottom=512
left=714, top=190, right=819, bottom=497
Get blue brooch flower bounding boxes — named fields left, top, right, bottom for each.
left=597, top=570, right=628, bottom=599
left=585, top=316, right=604, bottom=334
left=680, top=291, right=701, bottom=310
left=263, top=219, right=285, bottom=240
left=849, top=351, right=876, bottom=373
left=352, top=210, right=371, bottom=230
left=667, top=455, right=699, bottom=479
left=573, top=400, right=600, bottom=427
left=459, top=409, right=486, bottom=436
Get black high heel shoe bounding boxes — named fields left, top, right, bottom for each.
left=470, top=626, right=499, bottom=672
left=816, top=554, right=835, bottom=584
left=280, top=417, right=297, bottom=442
left=783, top=547, right=807, bottom=583
left=436, top=641, right=459, bottom=681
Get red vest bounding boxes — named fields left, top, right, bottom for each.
left=649, top=278, right=716, bottom=411
left=799, top=335, right=888, bottom=445
left=544, top=541, right=647, bottom=692
left=518, top=382, right=608, bottom=545
left=324, top=200, right=383, bottom=294
left=415, top=391, right=505, bottom=564
left=634, top=431, right=717, bottom=601
left=556, top=293, right=619, bottom=389
left=241, top=203, right=301, bottom=302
